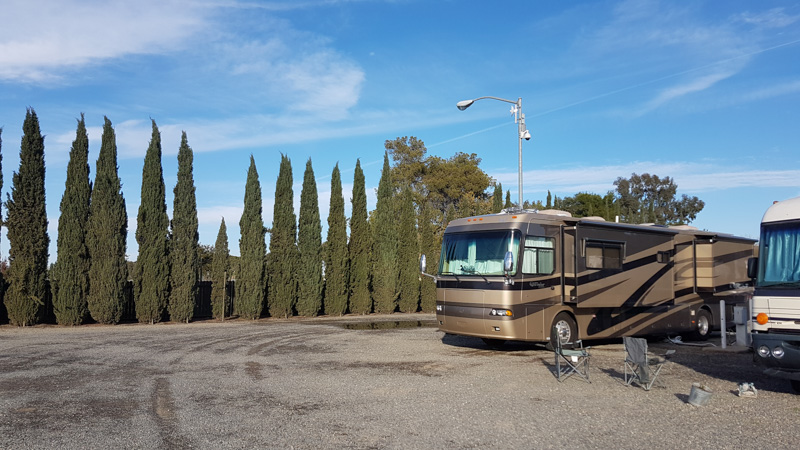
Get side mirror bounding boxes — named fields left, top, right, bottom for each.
left=504, top=251, right=514, bottom=273
left=747, top=257, right=758, bottom=280
left=420, top=254, right=437, bottom=280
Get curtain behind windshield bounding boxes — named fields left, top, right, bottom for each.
left=761, top=223, right=800, bottom=284
left=440, top=231, right=518, bottom=275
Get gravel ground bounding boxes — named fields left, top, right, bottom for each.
left=1, top=313, right=798, bottom=449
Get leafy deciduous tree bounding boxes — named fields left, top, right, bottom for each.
left=614, top=173, right=704, bottom=225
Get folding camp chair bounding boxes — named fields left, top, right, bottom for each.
left=623, top=336, right=675, bottom=390
left=553, top=332, right=591, bottom=383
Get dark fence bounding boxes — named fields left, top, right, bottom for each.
left=121, top=280, right=236, bottom=322
left=0, top=280, right=236, bottom=325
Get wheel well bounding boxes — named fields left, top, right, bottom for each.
left=698, top=305, right=715, bottom=327
left=551, top=310, right=579, bottom=339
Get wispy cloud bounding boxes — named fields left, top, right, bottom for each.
left=0, top=0, right=209, bottom=83
left=491, top=161, right=800, bottom=197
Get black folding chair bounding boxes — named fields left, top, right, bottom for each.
left=553, top=332, right=591, bottom=383
left=623, top=336, right=675, bottom=390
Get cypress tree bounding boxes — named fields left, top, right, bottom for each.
left=418, top=203, right=438, bottom=312
left=51, top=115, right=92, bottom=325
left=168, top=132, right=199, bottom=323
left=348, top=159, right=372, bottom=314
left=269, top=154, right=298, bottom=318
left=324, top=163, right=348, bottom=316
left=211, top=218, right=229, bottom=320
left=372, top=152, right=398, bottom=313
left=546, top=190, right=553, bottom=209
left=4, top=109, right=50, bottom=326
left=296, top=158, right=322, bottom=317
left=87, top=117, right=128, bottom=324
left=135, top=120, right=170, bottom=324
left=396, top=187, right=419, bottom=313
left=0, top=128, right=4, bottom=320
left=238, top=155, right=266, bottom=319
left=492, top=183, right=503, bottom=213
left=504, top=190, right=513, bottom=210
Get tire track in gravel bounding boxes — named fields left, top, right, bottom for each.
left=151, top=377, right=192, bottom=449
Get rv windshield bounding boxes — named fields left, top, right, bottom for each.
left=439, top=231, right=519, bottom=276
left=758, top=222, right=800, bottom=288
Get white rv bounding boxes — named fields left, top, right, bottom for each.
left=750, top=196, right=800, bottom=393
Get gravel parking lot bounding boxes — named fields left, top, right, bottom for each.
left=1, top=313, right=798, bottom=449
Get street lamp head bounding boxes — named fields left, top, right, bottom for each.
left=456, top=99, right=474, bottom=111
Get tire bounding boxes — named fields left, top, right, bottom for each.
left=481, top=338, right=506, bottom=348
left=690, top=309, right=712, bottom=341
left=791, top=379, right=800, bottom=394
left=547, top=312, right=577, bottom=350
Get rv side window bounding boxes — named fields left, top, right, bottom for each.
left=522, top=236, right=555, bottom=275
left=585, top=241, right=623, bottom=270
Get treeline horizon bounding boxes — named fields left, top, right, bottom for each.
left=0, top=109, right=705, bottom=327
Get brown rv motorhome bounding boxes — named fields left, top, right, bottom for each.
left=421, top=209, right=755, bottom=347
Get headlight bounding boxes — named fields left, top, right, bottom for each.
left=757, top=345, right=770, bottom=358
left=490, top=309, right=513, bottom=317
left=773, top=346, right=785, bottom=359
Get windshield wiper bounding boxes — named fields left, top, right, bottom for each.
left=460, top=266, right=490, bottom=284
left=439, top=271, right=460, bottom=282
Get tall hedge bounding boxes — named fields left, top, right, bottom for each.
left=418, top=203, right=438, bottom=313
left=168, top=132, right=199, bottom=323
left=4, top=108, right=50, bottom=326
left=372, top=153, right=398, bottom=313
left=135, top=120, right=170, bottom=324
left=238, top=155, right=266, bottom=319
left=211, top=218, right=230, bottom=319
left=296, top=158, right=323, bottom=317
left=52, top=115, right=92, bottom=325
left=0, top=128, right=4, bottom=320
left=348, top=159, right=372, bottom=314
left=269, top=154, right=298, bottom=318
left=397, top=187, right=419, bottom=313
left=324, top=163, right=348, bottom=316
left=87, top=117, right=128, bottom=324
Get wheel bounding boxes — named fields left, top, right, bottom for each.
left=547, top=312, right=577, bottom=350
left=791, top=379, right=800, bottom=394
left=481, top=338, right=506, bottom=348
left=690, top=309, right=712, bottom=341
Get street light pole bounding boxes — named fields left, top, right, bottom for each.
left=456, top=96, right=529, bottom=209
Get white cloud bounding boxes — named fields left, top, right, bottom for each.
left=0, top=0, right=209, bottom=83
left=490, top=161, right=800, bottom=197
left=634, top=69, right=737, bottom=116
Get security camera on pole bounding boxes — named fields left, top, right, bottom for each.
left=456, top=96, right=530, bottom=209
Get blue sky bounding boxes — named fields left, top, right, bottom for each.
left=1, top=0, right=799, bottom=262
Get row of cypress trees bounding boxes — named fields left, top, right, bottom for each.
left=1, top=109, right=436, bottom=326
